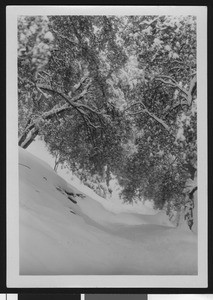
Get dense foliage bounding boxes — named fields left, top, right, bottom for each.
left=18, top=15, right=197, bottom=225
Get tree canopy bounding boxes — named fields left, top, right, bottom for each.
left=18, top=15, right=197, bottom=225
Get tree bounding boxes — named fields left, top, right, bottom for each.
left=18, top=16, right=128, bottom=147
left=116, top=15, right=197, bottom=225
left=18, top=15, right=131, bottom=195
left=18, top=15, right=197, bottom=225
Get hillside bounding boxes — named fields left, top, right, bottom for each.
left=19, top=147, right=197, bottom=275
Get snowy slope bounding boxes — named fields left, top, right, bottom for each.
left=19, top=147, right=197, bottom=275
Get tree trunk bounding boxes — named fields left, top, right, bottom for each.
left=18, top=103, right=72, bottom=149
left=183, top=162, right=197, bottom=231
left=19, top=128, right=39, bottom=149
left=54, top=153, right=60, bottom=172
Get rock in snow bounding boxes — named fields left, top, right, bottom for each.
left=19, top=147, right=197, bottom=275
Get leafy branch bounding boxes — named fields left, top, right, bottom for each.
left=19, top=78, right=102, bottom=148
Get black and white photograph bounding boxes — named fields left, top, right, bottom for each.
left=6, top=6, right=207, bottom=287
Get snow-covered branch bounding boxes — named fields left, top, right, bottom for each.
left=19, top=80, right=102, bottom=148
left=127, top=101, right=171, bottom=133
left=73, top=79, right=92, bottom=102
left=18, top=76, right=36, bottom=87
left=155, top=74, right=197, bottom=106
left=187, top=74, right=197, bottom=106
left=52, top=29, right=88, bottom=51
left=141, top=17, right=159, bottom=26
left=37, top=81, right=90, bottom=106
left=52, top=29, right=80, bottom=47
left=124, top=102, right=142, bottom=112
left=76, top=103, right=101, bottom=115
left=38, top=83, right=103, bottom=120
left=18, top=103, right=71, bottom=146
left=72, top=72, right=90, bottom=94
left=143, top=108, right=171, bottom=132
left=155, top=75, right=189, bottom=100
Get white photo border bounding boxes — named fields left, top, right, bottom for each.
left=6, top=5, right=208, bottom=288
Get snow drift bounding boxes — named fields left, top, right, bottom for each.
left=19, top=147, right=197, bottom=275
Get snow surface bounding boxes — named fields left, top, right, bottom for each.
left=19, top=147, right=197, bottom=275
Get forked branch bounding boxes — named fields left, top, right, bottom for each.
left=127, top=101, right=172, bottom=133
